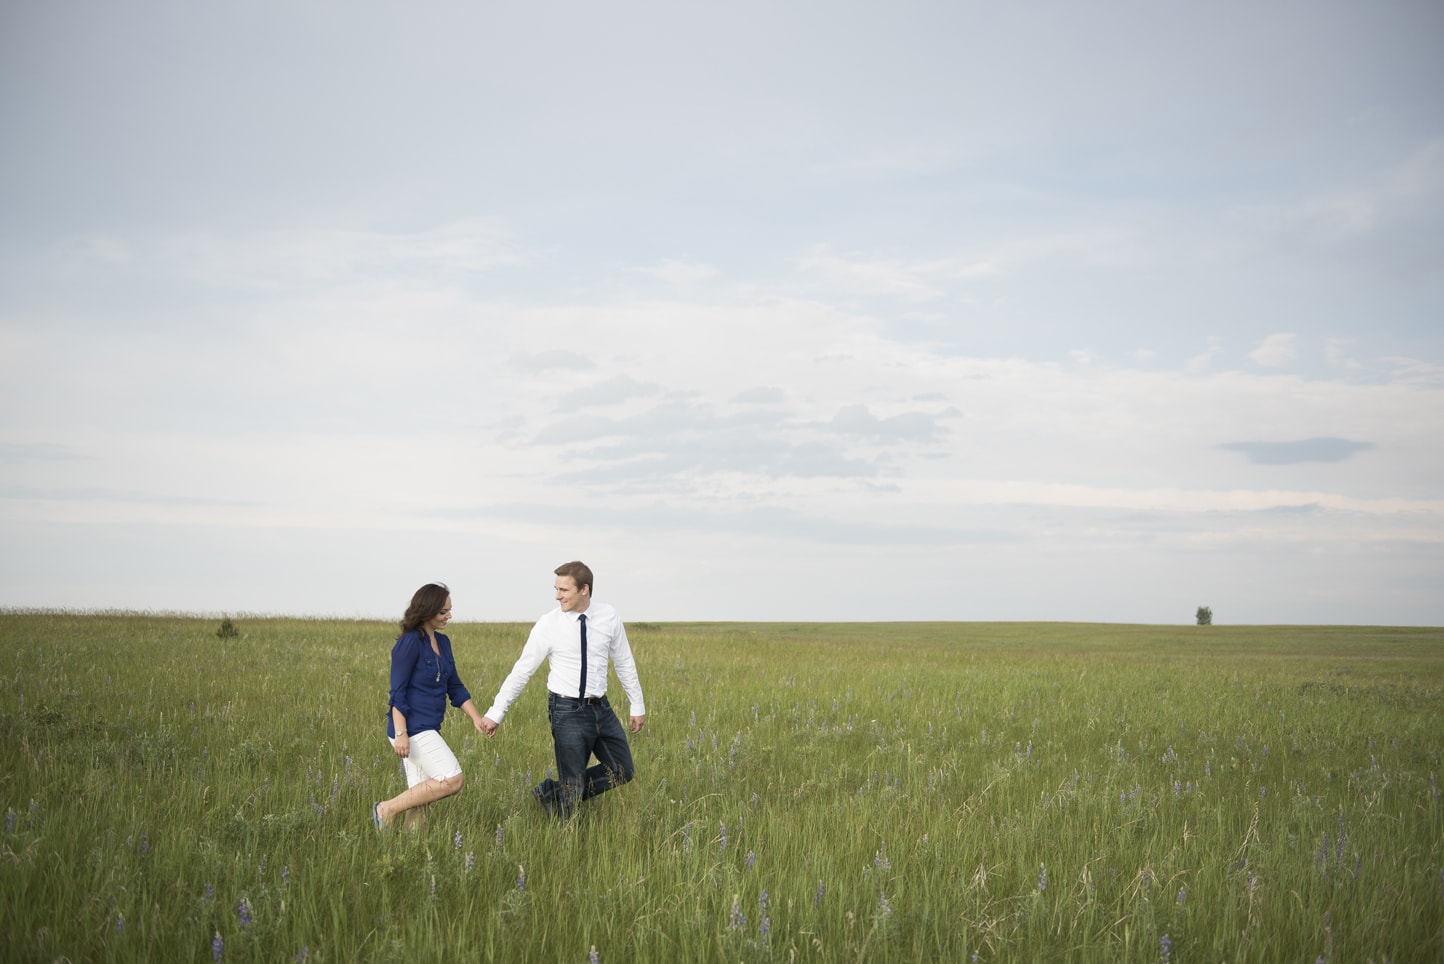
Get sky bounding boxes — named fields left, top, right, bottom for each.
left=1, top=0, right=1441, bottom=625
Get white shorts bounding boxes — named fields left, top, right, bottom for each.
left=390, top=729, right=462, bottom=787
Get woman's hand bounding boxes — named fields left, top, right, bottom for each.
left=394, top=733, right=410, bottom=758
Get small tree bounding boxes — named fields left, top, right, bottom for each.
left=1195, top=606, right=1213, bottom=626
left=217, top=617, right=240, bottom=639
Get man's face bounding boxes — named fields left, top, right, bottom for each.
left=555, top=576, right=590, bottom=613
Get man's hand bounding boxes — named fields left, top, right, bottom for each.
left=629, top=715, right=646, bottom=735
left=480, top=717, right=499, bottom=738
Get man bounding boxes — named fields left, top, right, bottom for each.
left=480, top=561, right=646, bottom=818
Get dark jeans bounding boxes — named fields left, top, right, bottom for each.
left=536, top=692, right=636, bottom=818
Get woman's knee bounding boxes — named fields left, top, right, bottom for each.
left=440, top=771, right=465, bottom=795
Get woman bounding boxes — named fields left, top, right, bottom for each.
left=373, top=582, right=485, bottom=830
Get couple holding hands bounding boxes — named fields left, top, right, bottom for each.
left=373, top=560, right=646, bottom=830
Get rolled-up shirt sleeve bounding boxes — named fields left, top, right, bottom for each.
left=388, top=633, right=421, bottom=719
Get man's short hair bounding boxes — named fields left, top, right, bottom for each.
left=555, top=560, right=593, bottom=594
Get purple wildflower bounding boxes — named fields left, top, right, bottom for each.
left=589, top=946, right=600, bottom=964
left=281, top=865, right=290, bottom=887
left=496, top=824, right=504, bottom=848
left=1176, top=887, right=1187, bottom=904
left=815, top=881, right=826, bottom=906
left=1038, top=863, right=1047, bottom=892
left=728, top=898, right=746, bottom=929
left=454, top=831, right=463, bottom=850
left=719, top=822, right=728, bottom=851
left=4, top=810, right=13, bottom=834
left=115, top=914, right=124, bottom=935
left=465, top=852, right=475, bottom=874
left=745, top=850, right=756, bottom=870
left=296, top=948, right=309, bottom=963
left=237, top=898, right=252, bottom=928
left=204, top=882, right=214, bottom=901
left=1160, top=933, right=1172, bottom=962
left=516, top=866, right=526, bottom=892
left=878, top=893, right=892, bottom=915
left=212, top=932, right=224, bottom=961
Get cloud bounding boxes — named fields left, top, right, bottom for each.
left=441, top=499, right=1013, bottom=547
left=1249, top=333, right=1297, bottom=367
left=564, top=437, right=879, bottom=484
left=559, top=375, right=661, bottom=408
left=0, top=443, right=82, bottom=464
left=156, top=219, right=529, bottom=292
left=731, top=387, right=785, bottom=405
left=1185, top=337, right=1223, bottom=373
left=793, top=245, right=947, bottom=300
left=528, top=398, right=881, bottom=481
left=0, top=485, right=256, bottom=507
left=826, top=404, right=950, bottom=443
left=631, top=259, right=719, bottom=285
left=510, top=350, right=596, bottom=374
left=1218, top=437, right=1374, bottom=465
left=1324, top=337, right=1361, bottom=372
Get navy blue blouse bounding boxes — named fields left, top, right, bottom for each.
left=387, top=630, right=472, bottom=738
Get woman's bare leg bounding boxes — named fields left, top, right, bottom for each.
left=377, top=772, right=464, bottom=827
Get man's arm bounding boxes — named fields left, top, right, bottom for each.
left=610, top=617, right=646, bottom=727
left=480, top=622, right=551, bottom=735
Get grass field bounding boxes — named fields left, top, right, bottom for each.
left=1, top=613, right=1441, bottom=962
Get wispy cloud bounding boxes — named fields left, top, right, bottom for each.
left=559, top=375, right=661, bottom=408
left=1249, top=333, right=1298, bottom=368
left=0, top=443, right=83, bottom=464
left=1218, top=437, right=1375, bottom=465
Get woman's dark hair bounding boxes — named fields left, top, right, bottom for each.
left=400, top=583, right=450, bottom=637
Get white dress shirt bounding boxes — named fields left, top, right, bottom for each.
left=483, top=601, right=646, bottom=724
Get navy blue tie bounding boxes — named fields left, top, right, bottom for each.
left=577, top=613, right=588, bottom=700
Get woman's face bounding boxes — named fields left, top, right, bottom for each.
left=425, top=596, right=453, bottom=634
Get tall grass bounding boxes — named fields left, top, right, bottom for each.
left=1, top=614, right=1440, bottom=961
